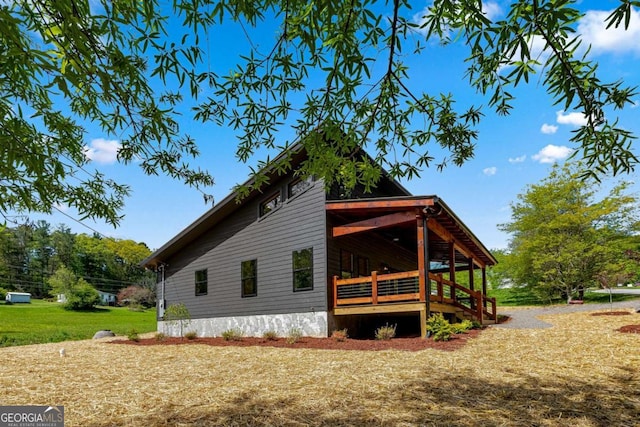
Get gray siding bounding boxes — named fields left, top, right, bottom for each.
left=163, top=177, right=328, bottom=319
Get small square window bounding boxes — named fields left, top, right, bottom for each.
left=195, top=269, right=208, bottom=296
left=241, top=259, right=257, bottom=297
left=288, top=177, right=313, bottom=198
left=259, top=192, right=282, bottom=217
left=293, top=247, right=313, bottom=292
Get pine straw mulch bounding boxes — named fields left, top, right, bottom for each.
left=2, top=308, right=640, bottom=427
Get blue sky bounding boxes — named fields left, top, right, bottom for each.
left=20, top=0, right=640, bottom=252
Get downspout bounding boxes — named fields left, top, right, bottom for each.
left=158, top=263, right=166, bottom=319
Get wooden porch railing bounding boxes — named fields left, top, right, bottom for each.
left=333, top=270, right=497, bottom=323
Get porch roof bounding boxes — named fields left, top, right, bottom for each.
left=326, top=196, right=497, bottom=268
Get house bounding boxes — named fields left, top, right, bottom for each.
left=98, top=291, right=117, bottom=306
left=57, top=290, right=117, bottom=306
left=141, top=147, right=498, bottom=338
left=6, top=292, right=31, bottom=303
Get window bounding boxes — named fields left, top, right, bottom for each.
left=241, top=259, right=257, bottom=297
left=340, top=250, right=370, bottom=278
left=293, top=247, right=313, bottom=291
left=288, top=176, right=313, bottom=198
left=195, top=269, right=208, bottom=296
left=340, top=249, right=354, bottom=279
left=357, top=256, right=371, bottom=276
left=259, top=192, right=282, bottom=217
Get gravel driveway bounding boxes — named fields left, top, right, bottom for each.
left=493, top=300, right=640, bottom=329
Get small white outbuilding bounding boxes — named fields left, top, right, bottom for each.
left=6, top=292, right=31, bottom=303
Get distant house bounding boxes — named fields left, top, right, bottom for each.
left=98, top=291, right=117, bottom=306
left=6, top=292, right=31, bottom=303
left=57, top=291, right=117, bottom=306
left=141, top=146, right=497, bottom=338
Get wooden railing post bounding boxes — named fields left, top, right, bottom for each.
left=476, top=292, right=483, bottom=323
left=333, top=275, right=338, bottom=308
left=371, top=271, right=378, bottom=305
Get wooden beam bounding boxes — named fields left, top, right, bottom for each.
left=448, top=241, right=456, bottom=287
left=377, top=293, right=420, bottom=303
left=332, top=211, right=416, bottom=237
left=326, top=198, right=435, bottom=212
left=334, top=302, right=427, bottom=315
left=420, top=305, right=427, bottom=338
left=416, top=216, right=427, bottom=303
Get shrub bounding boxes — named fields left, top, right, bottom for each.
left=154, top=332, right=167, bottom=342
left=117, top=285, right=156, bottom=308
left=262, top=330, right=278, bottom=341
left=221, top=328, right=243, bottom=341
left=331, top=328, right=348, bottom=342
left=375, top=323, right=396, bottom=340
left=426, top=313, right=454, bottom=341
left=63, top=279, right=101, bottom=310
left=184, top=331, right=198, bottom=340
left=163, top=303, right=191, bottom=338
left=127, top=328, right=140, bottom=342
left=451, top=319, right=474, bottom=334
left=286, top=328, right=302, bottom=344
left=0, top=287, right=7, bottom=300
left=49, top=267, right=101, bottom=310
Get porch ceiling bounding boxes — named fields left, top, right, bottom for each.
left=326, top=196, right=497, bottom=267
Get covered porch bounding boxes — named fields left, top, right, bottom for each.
left=327, top=196, right=498, bottom=337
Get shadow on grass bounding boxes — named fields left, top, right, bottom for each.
left=85, top=370, right=640, bottom=426
left=60, top=306, right=110, bottom=313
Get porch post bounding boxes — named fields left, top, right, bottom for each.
left=417, top=213, right=430, bottom=337
left=468, top=257, right=475, bottom=310
left=448, top=241, right=456, bottom=303
left=482, top=267, right=488, bottom=310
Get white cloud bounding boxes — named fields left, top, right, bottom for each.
left=483, top=166, right=497, bottom=176
left=540, top=123, right=559, bottom=134
left=84, top=138, right=121, bottom=164
left=508, top=155, right=526, bottom=163
left=556, top=110, right=588, bottom=126
left=632, top=100, right=639, bottom=109
left=578, top=9, right=640, bottom=56
left=532, top=145, right=573, bottom=163
left=482, top=1, right=502, bottom=20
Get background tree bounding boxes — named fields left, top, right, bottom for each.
left=1, top=1, right=637, bottom=225
left=0, top=221, right=153, bottom=297
left=48, top=265, right=101, bottom=310
left=499, top=162, right=639, bottom=303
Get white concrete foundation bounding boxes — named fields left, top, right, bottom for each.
left=158, top=310, right=329, bottom=338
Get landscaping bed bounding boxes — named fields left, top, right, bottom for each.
left=111, top=329, right=482, bottom=351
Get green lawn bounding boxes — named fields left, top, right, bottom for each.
left=0, top=299, right=156, bottom=347
left=488, top=286, right=640, bottom=306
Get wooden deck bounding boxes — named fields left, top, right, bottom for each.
left=332, top=270, right=497, bottom=329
